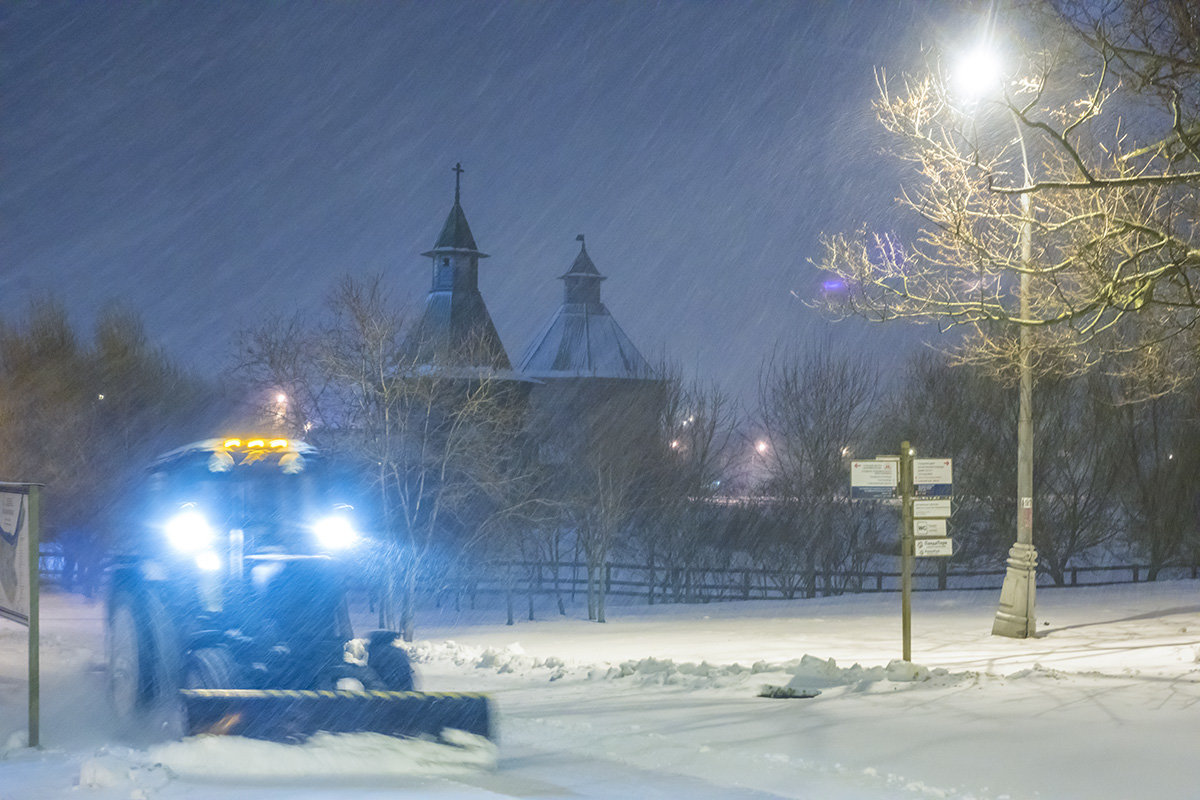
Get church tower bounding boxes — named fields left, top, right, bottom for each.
left=405, top=164, right=511, bottom=370
left=520, top=236, right=661, bottom=464
left=518, top=235, right=652, bottom=379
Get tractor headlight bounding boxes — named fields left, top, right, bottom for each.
left=313, top=515, right=359, bottom=550
left=165, top=509, right=215, bottom=553
left=193, top=550, right=222, bottom=572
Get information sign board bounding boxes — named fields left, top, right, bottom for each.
left=913, top=458, right=952, bottom=497
left=913, top=498, right=952, bottom=518
left=0, top=490, right=30, bottom=625
left=850, top=459, right=897, bottom=499
left=913, top=519, right=947, bottom=538
left=915, top=537, right=953, bottom=557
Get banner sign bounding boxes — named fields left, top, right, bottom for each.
left=0, top=489, right=30, bottom=625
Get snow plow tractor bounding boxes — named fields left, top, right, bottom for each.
left=105, top=436, right=491, bottom=743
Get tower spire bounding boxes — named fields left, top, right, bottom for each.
left=409, top=162, right=508, bottom=370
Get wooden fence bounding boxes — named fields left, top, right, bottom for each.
left=440, top=560, right=1200, bottom=608
left=40, top=549, right=1198, bottom=607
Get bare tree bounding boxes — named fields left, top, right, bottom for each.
left=755, top=345, right=883, bottom=592
left=537, top=378, right=665, bottom=623
left=1112, top=385, right=1200, bottom=579
left=878, top=352, right=1017, bottom=566
left=0, top=299, right=217, bottom=590
left=0, top=299, right=95, bottom=548
left=1031, top=373, right=1125, bottom=583
left=637, top=371, right=740, bottom=603
left=815, top=3, right=1199, bottom=392
left=1048, top=1, right=1199, bottom=112
left=883, top=351, right=1129, bottom=580
left=238, top=275, right=531, bottom=640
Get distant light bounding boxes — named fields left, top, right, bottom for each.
left=247, top=439, right=265, bottom=448
left=756, top=440, right=769, bottom=454
left=97, top=394, right=105, bottom=401
left=275, top=392, right=288, bottom=404
left=224, top=438, right=242, bottom=449
left=822, top=279, right=846, bottom=293
left=670, top=440, right=681, bottom=450
left=269, top=438, right=289, bottom=448
left=841, top=446, right=851, bottom=457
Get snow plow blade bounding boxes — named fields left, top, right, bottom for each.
left=180, top=689, right=492, bottom=742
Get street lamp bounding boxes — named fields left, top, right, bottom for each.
left=955, top=44, right=1039, bottom=639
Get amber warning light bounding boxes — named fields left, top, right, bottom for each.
left=222, top=438, right=289, bottom=450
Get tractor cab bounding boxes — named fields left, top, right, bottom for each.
left=143, top=437, right=360, bottom=566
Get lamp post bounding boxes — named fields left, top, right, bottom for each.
left=956, top=46, right=1039, bottom=638
left=992, top=126, right=1038, bottom=638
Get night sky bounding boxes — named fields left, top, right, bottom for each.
left=4, top=1, right=977, bottom=403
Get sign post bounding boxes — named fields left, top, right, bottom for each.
left=850, top=451, right=952, bottom=662
left=0, top=483, right=43, bottom=748
left=899, top=443, right=913, bottom=663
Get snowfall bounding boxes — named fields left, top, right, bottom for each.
left=1, top=581, right=1198, bottom=800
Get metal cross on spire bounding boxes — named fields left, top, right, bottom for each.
left=453, top=162, right=464, bottom=203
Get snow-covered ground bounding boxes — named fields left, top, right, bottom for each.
left=2, top=581, right=1198, bottom=799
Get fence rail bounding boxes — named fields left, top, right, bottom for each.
left=442, top=560, right=1200, bottom=607
left=38, top=550, right=1199, bottom=607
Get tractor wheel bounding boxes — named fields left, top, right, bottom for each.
left=185, top=647, right=246, bottom=689
left=107, top=589, right=182, bottom=721
left=366, top=630, right=415, bottom=692
left=107, top=597, right=146, bottom=722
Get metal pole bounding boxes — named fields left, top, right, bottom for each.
left=993, top=113, right=1039, bottom=638
left=900, top=441, right=913, bottom=662
left=27, top=485, right=40, bottom=748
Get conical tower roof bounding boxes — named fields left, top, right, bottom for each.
left=431, top=201, right=479, bottom=252
left=519, top=236, right=653, bottom=379
left=422, top=163, right=486, bottom=257
left=560, top=236, right=602, bottom=278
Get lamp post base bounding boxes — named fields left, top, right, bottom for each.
left=992, top=542, right=1038, bottom=638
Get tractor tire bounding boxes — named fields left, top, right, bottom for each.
left=107, top=588, right=182, bottom=723
left=366, top=630, right=415, bottom=692
left=107, top=597, right=146, bottom=722
left=185, top=647, right=246, bottom=690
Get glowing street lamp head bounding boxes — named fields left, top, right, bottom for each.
left=953, top=44, right=1004, bottom=100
